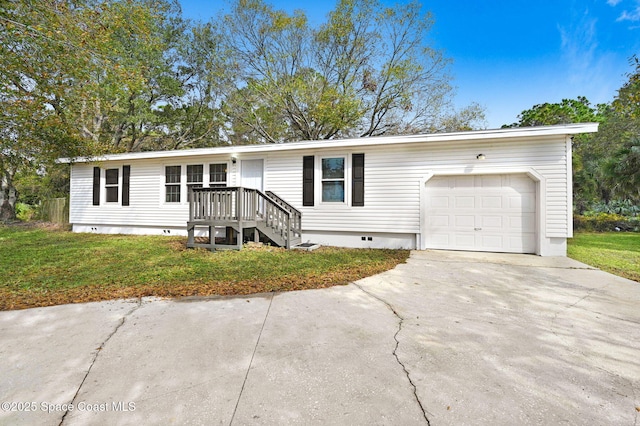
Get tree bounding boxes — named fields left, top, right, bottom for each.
left=1, top=0, right=85, bottom=219
left=154, top=21, right=235, bottom=149
left=597, top=56, right=640, bottom=203
left=0, top=0, right=203, bottom=219
left=503, top=96, right=604, bottom=128
left=219, top=0, right=483, bottom=143
left=504, top=97, right=607, bottom=212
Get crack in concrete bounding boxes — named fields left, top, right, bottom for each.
left=229, top=292, right=274, bottom=426
left=59, top=298, right=142, bottom=425
left=546, top=284, right=612, bottom=362
left=353, top=282, right=431, bottom=425
left=550, top=283, right=612, bottom=336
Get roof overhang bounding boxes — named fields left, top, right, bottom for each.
left=58, top=123, right=599, bottom=164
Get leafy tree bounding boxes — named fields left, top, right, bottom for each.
left=1, top=0, right=90, bottom=219
left=219, top=0, right=483, bottom=143
left=430, top=103, right=486, bottom=133
left=0, top=0, right=202, bottom=218
left=154, top=22, right=235, bottom=149
left=503, top=96, right=604, bottom=127
left=597, top=56, right=640, bottom=203
left=504, top=97, right=609, bottom=212
left=65, top=0, right=188, bottom=152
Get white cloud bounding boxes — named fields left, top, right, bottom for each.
left=559, top=14, right=599, bottom=85
left=557, top=10, right=623, bottom=104
left=614, top=0, right=640, bottom=21
left=617, top=7, right=640, bottom=21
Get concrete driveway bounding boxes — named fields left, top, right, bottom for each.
left=1, top=250, right=639, bottom=425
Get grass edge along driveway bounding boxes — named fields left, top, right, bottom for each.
left=568, top=232, right=640, bottom=283
left=0, top=225, right=409, bottom=310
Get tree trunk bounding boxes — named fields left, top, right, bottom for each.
left=0, top=176, right=17, bottom=221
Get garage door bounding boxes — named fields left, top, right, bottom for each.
left=425, top=174, right=536, bottom=253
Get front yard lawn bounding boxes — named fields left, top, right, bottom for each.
left=0, top=225, right=409, bottom=310
left=568, top=232, right=640, bottom=282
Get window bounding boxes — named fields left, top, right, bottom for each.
left=165, top=165, right=181, bottom=203
left=209, top=163, right=227, bottom=187
left=321, top=157, right=345, bottom=202
left=187, top=165, right=203, bottom=200
left=105, top=168, right=119, bottom=202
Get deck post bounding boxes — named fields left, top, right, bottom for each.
left=209, top=225, right=215, bottom=251
left=187, top=223, right=194, bottom=247
left=237, top=187, right=244, bottom=249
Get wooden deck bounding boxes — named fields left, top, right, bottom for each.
left=187, top=187, right=302, bottom=250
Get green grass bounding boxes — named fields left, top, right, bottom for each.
left=0, top=225, right=409, bottom=310
left=568, top=232, right=640, bottom=282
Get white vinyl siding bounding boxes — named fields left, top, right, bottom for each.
left=70, top=156, right=234, bottom=229
left=69, top=135, right=571, bottom=241
left=263, top=138, right=568, bottom=237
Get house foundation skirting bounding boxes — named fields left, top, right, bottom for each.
left=300, top=231, right=417, bottom=250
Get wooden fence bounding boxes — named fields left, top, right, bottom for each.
left=41, top=198, right=69, bottom=225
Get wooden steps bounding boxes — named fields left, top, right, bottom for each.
left=186, top=187, right=302, bottom=251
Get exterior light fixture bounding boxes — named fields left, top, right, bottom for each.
left=231, top=155, right=237, bottom=164
left=476, top=154, right=486, bottom=160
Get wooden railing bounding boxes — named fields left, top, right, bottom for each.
left=189, top=187, right=301, bottom=248
left=189, top=187, right=238, bottom=221
left=265, top=190, right=302, bottom=238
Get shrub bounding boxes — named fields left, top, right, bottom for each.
left=574, top=212, right=640, bottom=232
left=587, top=200, right=640, bottom=217
left=15, top=203, right=36, bottom=222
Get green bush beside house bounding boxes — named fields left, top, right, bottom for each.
left=574, top=213, right=640, bottom=232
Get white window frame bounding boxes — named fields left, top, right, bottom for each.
left=164, top=165, right=182, bottom=204
left=186, top=164, right=204, bottom=201
left=160, top=161, right=230, bottom=205
left=318, top=155, right=349, bottom=207
left=104, top=168, right=119, bottom=203
left=208, top=162, right=229, bottom=188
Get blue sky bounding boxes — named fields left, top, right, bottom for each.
left=178, top=0, right=640, bottom=128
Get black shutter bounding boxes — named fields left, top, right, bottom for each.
left=92, top=167, right=100, bottom=206
left=303, top=155, right=314, bottom=206
left=122, top=165, right=130, bottom=206
left=352, top=153, right=364, bottom=206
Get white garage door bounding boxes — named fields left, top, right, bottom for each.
left=425, top=174, right=536, bottom=253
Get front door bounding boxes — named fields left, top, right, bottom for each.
left=241, top=159, right=264, bottom=191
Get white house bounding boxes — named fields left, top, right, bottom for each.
left=61, top=123, right=598, bottom=256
